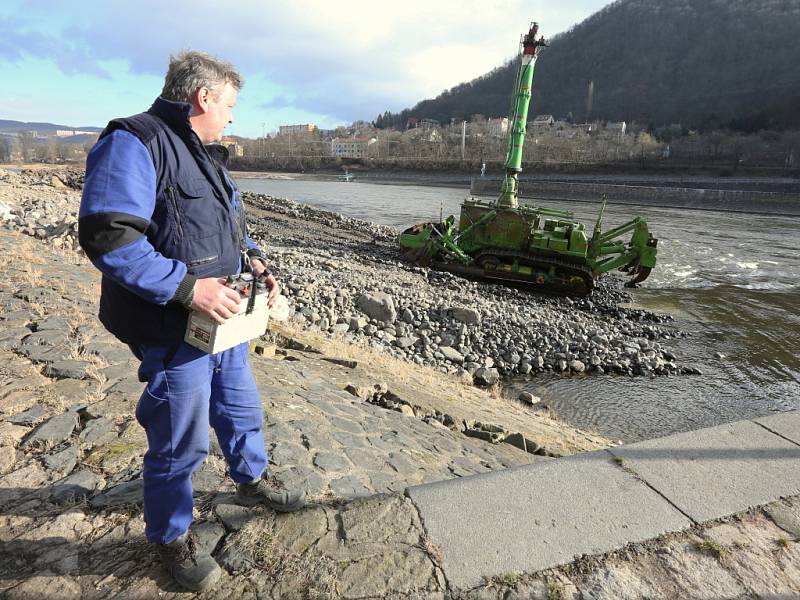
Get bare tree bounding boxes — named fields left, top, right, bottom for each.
left=0, top=137, right=10, bottom=163
left=18, top=132, right=36, bottom=162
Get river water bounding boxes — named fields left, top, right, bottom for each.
left=236, top=175, right=800, bottom=442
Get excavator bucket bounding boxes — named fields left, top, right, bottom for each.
left=623, top=264, right=652, bottom=287
left=620, top=233, right=658, bottom=287
left=399, top=223, right=437, bottom=265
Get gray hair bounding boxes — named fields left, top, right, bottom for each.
left=161, top=50, right=244, bottom=103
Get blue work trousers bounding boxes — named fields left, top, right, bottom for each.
left=132, top=341, right=268, bottom=544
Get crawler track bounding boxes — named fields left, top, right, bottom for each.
left=425, top=248, right=596, bottom=297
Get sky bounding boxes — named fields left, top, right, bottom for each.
left=1, top=0, right=609, bottom=137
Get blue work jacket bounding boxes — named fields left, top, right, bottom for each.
left=79, top=97, right=260, bottom=345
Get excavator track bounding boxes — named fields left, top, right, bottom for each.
left=430, top=248, right=596, bottom=297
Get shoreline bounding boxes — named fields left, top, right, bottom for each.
left=231, top=168, right=800, bottom=216
left=6, top=162, right=798, bottom=216
left=242, top=191, right=689, bottom=382
left=15, top=165, right=778, bottom=448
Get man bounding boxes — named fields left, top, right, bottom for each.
left=79, top=51, right=305, bottom=592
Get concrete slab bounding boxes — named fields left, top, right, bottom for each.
left=754, top=411, right=800, bottom=446
left=406, top=450, right=690, bottom=590
left=610, top=420, right=800, bottom=523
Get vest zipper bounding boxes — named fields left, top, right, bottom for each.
left=196, top=138, right=249, bottom=272
left=214, top=163, right=247, bottom=255
left=167, top=186, right=184, bottom=239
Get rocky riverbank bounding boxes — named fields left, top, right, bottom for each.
left=0, top=167, right=83, bottom=252
left=0, top=167, right=695, bottom=392
left=0, top=224, right=590, bottom=599
left=243, top=192, right=692, bottom=386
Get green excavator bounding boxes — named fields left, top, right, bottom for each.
left=398, top=22, right=658, bottom=296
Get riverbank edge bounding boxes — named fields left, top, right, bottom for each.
left=471, top=177, right=800, bottom=217
left=231, top=169, right=800, bottom=217
left=407, top=410, right=800, bottom=594
left=1, top=221, right=799, bottom=599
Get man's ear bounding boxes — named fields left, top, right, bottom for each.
left=193, top=87, right=211, bottom=114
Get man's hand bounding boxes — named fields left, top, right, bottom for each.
left=251, top=258, right=280, bottom=308
left=191, top=277, right=242, bottom=324
left=250, top=257, right=268, bottom=278
left=264, top=273, right=280, bottom=308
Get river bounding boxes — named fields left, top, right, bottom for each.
left=235, top=175, right=800, bottom=443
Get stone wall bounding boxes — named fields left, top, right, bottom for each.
left=470, top=177, right=800, bottom=216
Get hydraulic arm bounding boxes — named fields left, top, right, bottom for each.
left=497, top=23, right=547, bottom=209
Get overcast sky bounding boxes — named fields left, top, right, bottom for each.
left=1, top=0, right=609, bottom=137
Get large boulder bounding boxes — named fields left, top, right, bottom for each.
left=269, top=294, right=291, bottom=322
left=439, top=346, right=465, bottom=364
left=473, top=367, right=500, bottom=386
left=394, top=336, right=417, bottom=349
left=518, top=391, right=541, bottom=405
left=0, top=201, right=14, bottom=222
left=449, top=307, right=481, bottom=325
left=357, top=292, right=396, bottom=323
left=569, top=359, right=586, bottom=373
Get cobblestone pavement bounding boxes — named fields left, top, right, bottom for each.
left=255, top=353, right=538, bottom=500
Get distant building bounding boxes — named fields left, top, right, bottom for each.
left=220, top=136, right=244, bottom=157
left=404, top=117, right=440, bottom=130
left=331, top=136, right=377, bottom=158
left=531, top=114, right=555, bottom=127
left=279, top=124, right=318, bottom=136
left=55, top=129, right=96, bottom=137
left=487, top=117, right=509, bottom=137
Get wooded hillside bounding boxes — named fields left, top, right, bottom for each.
left=376, top=0, right=800, bottom=131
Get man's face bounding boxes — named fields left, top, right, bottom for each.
left=191, top=81, right=238, bottom=143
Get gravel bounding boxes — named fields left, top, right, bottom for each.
left=0, top=168, right=84, bottom=252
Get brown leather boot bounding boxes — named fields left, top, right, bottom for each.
left=157, top=531, right=221, bottom=592
left=235, top=474, right=306, bottom=512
